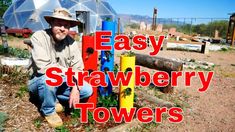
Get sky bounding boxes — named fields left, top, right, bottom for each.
left=107, top=0, right=234, bottom=19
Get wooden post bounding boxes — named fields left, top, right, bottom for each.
left=152, top=8, right=157, bottom=30
left=117, top=18, right=120, bottom=35
left=201, top=42, right=210, bottom=54
left=226, top=17, right=232, bottom=43
left=232, top=24, right=235, bottom=47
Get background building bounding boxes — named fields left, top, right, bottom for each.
left=3, top=0, right=119, bottom=33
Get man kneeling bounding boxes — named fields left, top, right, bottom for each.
left=27, top=7, right=92, bottom=128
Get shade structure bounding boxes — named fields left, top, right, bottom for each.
left=3, top=0, right=119, bottom=33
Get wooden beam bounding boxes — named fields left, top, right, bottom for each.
left=135, top=53, right=183, bottom=73
left=226, top=17, right=232, bottom=43
left=134, top=53, right=183, bottom=93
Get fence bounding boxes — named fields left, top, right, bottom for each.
left=123, top=17, right=229, bottom=39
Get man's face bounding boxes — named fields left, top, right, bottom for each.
left=51, top=19, right=70, bottom=41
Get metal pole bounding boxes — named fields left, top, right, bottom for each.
left=190, top=18, right=193, bottom=35
left=118, top=17, right=120, bottom=35
left=209, top=18, right=213, bottom=37
left=152, top=8, right=157, bottom=30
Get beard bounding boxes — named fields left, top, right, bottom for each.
left=52, top=27, right=68, bottom=41
left=54, top=33, right=67, bottom=41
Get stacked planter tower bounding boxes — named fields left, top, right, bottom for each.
left=99, top=21, right=116, bottom=96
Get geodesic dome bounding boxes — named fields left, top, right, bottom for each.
left=3, top=0, right=118, bottom=33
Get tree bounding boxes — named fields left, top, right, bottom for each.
left=163, top=24, right=177, bottom=30
left=192, top=24, right=209, bottom=36
left=0, top=0, right=11, bottom=17
left=178, top=24, right=191, bottom=34
left=168, top=20, right=228, bottom=39
left=207, top=20, right=228, bottom=38
left=125, top=23, right=140, bottom=29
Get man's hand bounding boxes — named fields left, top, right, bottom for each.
left=69, top=86, right=80, bottom=108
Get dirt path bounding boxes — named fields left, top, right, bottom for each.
left=155, top=50, right=235, bottom=131
left=155, top=74, right=235, bottom=131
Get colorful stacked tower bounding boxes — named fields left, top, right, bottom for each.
left=99, top=20, right=116, bottom=96
left=119, top=55, right=136, bottom=113
left=82, top=35, right=98, bottom=110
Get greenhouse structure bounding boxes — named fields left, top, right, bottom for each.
left=3, top=0, right=119, bottom=33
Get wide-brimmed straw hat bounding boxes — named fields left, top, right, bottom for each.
left=44, top=7, right=81, bottom=27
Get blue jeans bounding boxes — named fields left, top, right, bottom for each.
left=28, top=74, right=93, bottom=116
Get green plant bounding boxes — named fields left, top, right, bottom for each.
left=105, top=17, right=113, bottom=22
left=121, top=87, right=132, bottom=98
left=0, top=65, right=30, bottom=84
left=0, top=0, right=11, bottom=17
left=220, top=47, right=228, bottom=52
left=71, top=109, right=80, bottom=119
left=124, top=67, right=132, bottom=75
left=88, top=33, right=95, bottom=36
left=122, top=51, right=135, bottom=57
left=125, top=23, right=140, bottom=29
left=55, top=125, right=69, bottom=132
left=88, top=111, right=94, bottom=124
left=33, top=118, right=42, bottom=128
left=194, top=65, right=215, bottom=71
left=8, top=47, right=30, bottom=58
left=189, top=59, right=196, bottom=62
left=173, top=99, right=190, bottom=111
left=84, top=125, right=93, bottom=132
left=69, top=118, right=80, bottom=127
left=0, top=45, right=30, bottom=58
left=104, top=51, right=113, bottom=62
left=16, top=85, right=29, bottom=98
left=141, top=121, right=159, bottom=131
left=71, top=108, right=94, bottom=124
left=113, top=64, right=119, bottom=75
left=135, top=86, right=143, bottom=90
left=219, top=47, right=235, bottom=52
left=0, top=45, right=4, bottom=54
left=172, top=20, right=229, bottom=38
left=0, top=112, right=8, bottom=131
left=97, top=92, right=118, bottom=108
left=134, top=93, right=137, bottom=102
